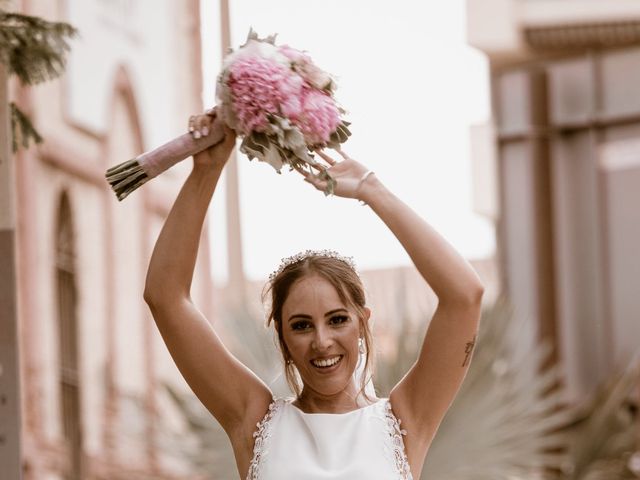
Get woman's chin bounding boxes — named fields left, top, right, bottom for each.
left=300, top=360, right=356, bottom=394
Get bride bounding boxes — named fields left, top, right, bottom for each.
left=143, top=111, right=485, bottom=479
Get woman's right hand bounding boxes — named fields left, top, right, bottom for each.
left=190, top=108, right=236, bottom=170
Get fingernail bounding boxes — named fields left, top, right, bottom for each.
left=202, top=127, right=209, bottom=136
left=194, top=131, right=202, bottom=139
left=189, top=126, right=195, bottom=132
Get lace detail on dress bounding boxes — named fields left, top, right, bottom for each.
left=245, top=398, right=283, bottom=480
left=383, top=401, right=413, bottom=480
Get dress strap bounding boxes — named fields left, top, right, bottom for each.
left=245, top=398, right=284, bottom=480
left=382, top=400, right=414, bottom=480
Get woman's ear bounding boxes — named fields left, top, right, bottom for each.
left=360, top=307, right=372, bottom=335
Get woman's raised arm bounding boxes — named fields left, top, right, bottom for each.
left=302, top=150, right=484, bottom=468
left=143, top=113, right=272, bottom=436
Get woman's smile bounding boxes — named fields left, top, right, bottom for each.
left=310, top=354, right=344, bottom=372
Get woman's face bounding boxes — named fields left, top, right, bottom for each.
left=281, top=274, right=368, bottom=398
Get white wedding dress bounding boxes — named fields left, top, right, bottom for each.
left=245, top=397, right=414, bottom=480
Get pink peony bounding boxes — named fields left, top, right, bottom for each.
left=280, top=44, right=332, bottom=91
left=228, top=55, right=304, bottom=134
left=295, top=87, right=341, bottom=144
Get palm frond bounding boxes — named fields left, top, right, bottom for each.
left=418, top=296, right=574, bottom=479
left=0, top=10, right=77, bottom=85
left=162, top=382, right=237, bottom=477
left=563, top=356, right=640, bottom=480
left=10, top=102, right=41, bottom=151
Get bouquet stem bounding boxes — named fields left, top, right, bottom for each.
left=105, top=119, right=225, bottom=201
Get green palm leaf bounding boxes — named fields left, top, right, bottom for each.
left=419, top=296, right=573, bottom=479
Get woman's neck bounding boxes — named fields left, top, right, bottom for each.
left=294, top=387, right=376, bottom=414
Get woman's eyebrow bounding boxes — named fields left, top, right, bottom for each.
left=287, top=308, right=347, bottom=323
left=288, top=313, right=311, bottom=322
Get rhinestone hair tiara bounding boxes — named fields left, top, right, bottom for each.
left=268, top=249, right=358, bottom=281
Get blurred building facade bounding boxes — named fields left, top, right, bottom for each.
left=467, top=0, right=640, bottom=401
left=12, top=0, right=217, bottom=478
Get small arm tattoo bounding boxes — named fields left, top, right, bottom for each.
left=462, top=335, right=477, bottom=367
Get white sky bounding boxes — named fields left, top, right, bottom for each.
left=201, top=0, right=495, bottom=282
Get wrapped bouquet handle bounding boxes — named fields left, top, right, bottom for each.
left=105, top=29, right=351, bottom=201
left=106, top=116, right=226, bottom=201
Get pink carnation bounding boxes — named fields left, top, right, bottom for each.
left=228, top=55, right=304, bottom=133
left=295, top=87, right=341, bottom=144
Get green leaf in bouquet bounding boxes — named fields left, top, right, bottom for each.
left=327, top=122, right=352, bottom=149
left=240, top=131, right=284, bottom=172
left=262, top=141, right=284, bottom=172
left=273, top=143, right=297, bottom=166
left=239, top=131, right=267, bottom=161
left=322, top=79, right=337, bottom=95
left=241, top=27, right=277, bottom=48
left=336, top=121, right=351, bottom=142
left=266, top=116, right=314, bottom=167
left=267, top=115, right=294, bottom=146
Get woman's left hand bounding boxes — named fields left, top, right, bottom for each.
left=297, top=148, right=375, bottom=200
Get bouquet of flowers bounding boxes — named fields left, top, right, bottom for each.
left=106, top=29, right=351, bottom=201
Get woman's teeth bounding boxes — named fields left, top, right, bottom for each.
left=311, top=355, right=342, bottom=368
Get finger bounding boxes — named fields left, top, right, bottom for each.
left=292, top=162, right=310, bottom=178
left=305, top=176, right=329, bottom=192
left=314, top=149, right=337, bottom=166
left=299, top=168, right=322, bottom=186
left=188, top=115, right=196, bottom=133
left=307, top=161, right=327, bottom=173
left=296, top=168, right=320, bottom=188
left=334, top=147, right=351, bottom=161
left=196, top=115, right=206, bottom=138
left=201, top=114, right=213, bottom=136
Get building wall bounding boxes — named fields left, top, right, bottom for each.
left=14, top=0, right=214, bottom=478
left=468, top=0, right=640, bottom=401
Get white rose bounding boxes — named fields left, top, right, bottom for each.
left=222, top=39, right=289, bottom=70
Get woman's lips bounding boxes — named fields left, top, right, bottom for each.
left=309, top=355, right=344, bottom=373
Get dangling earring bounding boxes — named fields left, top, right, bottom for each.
left=358, top=337, right=365, bottom=354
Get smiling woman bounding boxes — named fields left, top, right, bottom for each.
left=263, top=251, right=375, bottom=407
left=143, top=112, right=485, bottom=480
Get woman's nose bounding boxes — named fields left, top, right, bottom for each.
left=311, top=326, right=333, bottom=351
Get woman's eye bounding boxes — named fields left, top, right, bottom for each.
left=291, top=321, right=311, bottom=331
left=330, top=315, right=349, bottom=325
